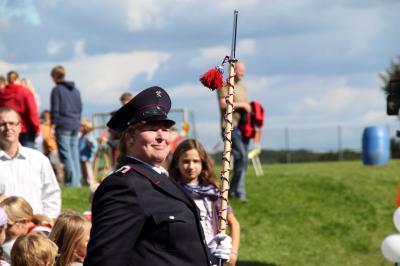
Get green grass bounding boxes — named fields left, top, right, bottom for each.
left=62, top=160, right=400, bottom=265
left=62, top=186, right=91, bottom=213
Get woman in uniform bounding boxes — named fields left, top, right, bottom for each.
left=84, top=86, right=231, bottom=266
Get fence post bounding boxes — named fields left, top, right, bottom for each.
left=285, top=127, right=291, bottom=163
left=337, top=125, right=343, bottom=161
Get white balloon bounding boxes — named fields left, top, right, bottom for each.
left=381, top=234, right=400, bottom=262
left=394, top=208, right=400, bottom=232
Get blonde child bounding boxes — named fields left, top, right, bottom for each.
left=79, top=119, right=98, bottom=191
left=0, top=196, right=38, bottom=262
left=169, top=139, right=240, bottom=266
left=40, top=110, right=64, bottom=184
left=49, top=211, right=91, bottom=266
left=0, top=208, right=10, bottom=266
left=10, top=232, right=58, bottom=266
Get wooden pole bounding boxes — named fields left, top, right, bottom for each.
left=218, top=59, right=236, bottom=234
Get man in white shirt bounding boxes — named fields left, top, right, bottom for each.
left=0, top=106, right=61, bottom=218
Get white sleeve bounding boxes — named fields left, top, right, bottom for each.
left=41, top=155, right=61, bottom=219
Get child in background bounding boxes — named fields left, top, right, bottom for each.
left=40, top=110, right=64, bottom=184
left=49, top=211, right=91, bottom=266
left=27, top=214, right=54, bottom=236
left=168, top=139, right=241, bottom=266
left=0, top=208, right=10, bottom=266
left=79, top=119, right=99, bottom=191
left=11, top=232, right=58, bottom=266
left=0, top=196, right=39, bottom=262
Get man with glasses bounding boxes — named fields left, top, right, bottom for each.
left=0, top=71, right=40, bottom=149
left=0, top=106, right=61, bottom=219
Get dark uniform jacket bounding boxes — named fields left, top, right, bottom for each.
left=84, top=157, right=212, bottom=266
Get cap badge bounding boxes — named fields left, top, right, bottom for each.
left=155, top=90, right=162, bottom=98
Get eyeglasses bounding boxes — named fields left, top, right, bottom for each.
left=0, top=121, right=20, bottom=128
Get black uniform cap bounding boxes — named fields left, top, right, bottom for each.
left=107, top=86, right=176, bottom=133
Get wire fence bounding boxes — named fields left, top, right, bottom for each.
left=256, top=122, right=400, bottom=163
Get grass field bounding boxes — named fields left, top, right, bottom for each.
left=62, top=160, right=400, bottom=266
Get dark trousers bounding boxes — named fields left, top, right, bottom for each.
left=19, top=131, right=36, bottom=149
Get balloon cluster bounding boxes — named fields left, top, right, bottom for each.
left=381, top=208, right=400, bottom=263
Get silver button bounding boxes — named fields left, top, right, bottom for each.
left=169, top=216, right=175, bottom=220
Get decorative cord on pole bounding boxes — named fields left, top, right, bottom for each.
left=218, top=58, right=237, bottom=234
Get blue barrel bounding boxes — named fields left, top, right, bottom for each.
left=362, top=126, right=389, bottom=165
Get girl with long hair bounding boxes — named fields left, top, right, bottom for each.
left=49, top=211, right=91, bottom=266
left=169, top=139, right=241, bottom=266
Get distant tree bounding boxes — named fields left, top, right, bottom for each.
left=380, top=56, right=400, bottom=96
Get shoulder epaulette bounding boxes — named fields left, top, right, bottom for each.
left=114, top=165, right=133, bottom=176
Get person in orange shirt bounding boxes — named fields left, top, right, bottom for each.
left=40, top=110, right=64, bottom=184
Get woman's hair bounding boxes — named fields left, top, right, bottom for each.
left=117, top=123, right=144, bottom=165
left=11, top=232, right=58, bottom=266
left=0, top=196, right=34, bottom=225
left=169, top=138, right=218, bottom=187
left=49, top=211, right=90, bottom=266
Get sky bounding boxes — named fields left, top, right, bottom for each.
left=0, top=0, right=399, bottom=151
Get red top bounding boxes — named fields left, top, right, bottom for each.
left=0, top=83, right=40, bottom=134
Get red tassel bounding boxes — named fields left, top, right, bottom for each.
left=396, top=185, right=400, bottom=207
left=199, top=66, right=224, bottom=91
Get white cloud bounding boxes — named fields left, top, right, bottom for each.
left=46, top=40, right=64, bottom=56
left=0, top=16, right=8, bottom=28
left=361, top=110, right=392, bottom=124
left=189, top=46, right=228, bottom=69
left=125, top=1, right=163, bottom=31
left=73, top=40, right=86, bottom=58
left=245, top=76, right=270, bottom=94
left=1, top=50, right=171, bottom=108
left=0, top=0, right=41, bottom=26
left=66, top=51, right=171, bottom=104
left=0, top=61, right=16, bottom=74
left=169, top=83, right=212, bottom=100
left=237, top=39, right=256, bottom=55
left=189, top=39, right=257, bottom=70
left=295, top=85, right=356, bottom=113
left=122, top=0, right=195, bottom=31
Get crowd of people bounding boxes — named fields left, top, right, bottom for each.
left=0, top=62, right=251, bottom=265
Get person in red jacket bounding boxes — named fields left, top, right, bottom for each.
left=0, top=71, right=40, bottom=148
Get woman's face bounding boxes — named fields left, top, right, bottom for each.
left=74, top=222, right=91, bottom=262
left=127, top=122, right=171, bottom=167
left=178, top=149, right=202, bottom=184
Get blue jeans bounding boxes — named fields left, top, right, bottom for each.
left=228, top=128, right=249, bottom=198
left=56, top=129, right=81, bottom=187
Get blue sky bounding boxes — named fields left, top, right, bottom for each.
left=0, top=0, right=399, bottom=151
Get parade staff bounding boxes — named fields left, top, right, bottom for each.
left=84, top=86, right=231, bottom=266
